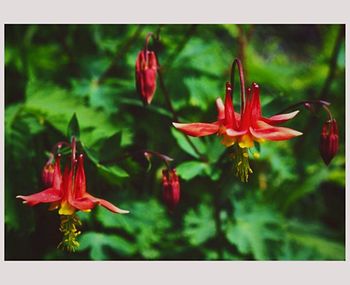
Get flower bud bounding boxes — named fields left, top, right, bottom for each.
left=320, top=119, right=339, bottom=165
left=162, top=169, right=180, bottom=211
left=42, top=156, right=55, bottom=187
left=135, top=49, right=158, bottom=105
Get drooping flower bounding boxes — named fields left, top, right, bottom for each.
left=135, top=48, right=158, bottom=105
left=17, top=154, right=129, bottom=215
left=162, top=168, right=180, bottom=211
left=320, top=119, right=339, bottom=165
left=173, top=69, right=302, bottom=182
left=173, top=82, right=302, bottom=148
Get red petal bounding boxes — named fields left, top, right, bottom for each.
left=224, top=82, right=236, bottom=128
left=17, top=188, right=61, bottom=206
left=172, top=122, right=219, bottom=137
left=250, top=83, right=262, bottom=122
left=215, top=98, right=225, bottom=120
left=226, top=128, right=247, bottom=137
left=52, top=155, right=62, bottom=190
left=74, top=154, right=87, bottom=198
left=85, top=194, right=129, bottom=214
left=261, top=110, right=300, bottom=125
left=250, top=120, right=303, bottom=141
left=70, top=197, right=95, bottom=211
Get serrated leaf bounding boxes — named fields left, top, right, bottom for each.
left=96, top=200, right=171, bottom=259
left=225, top=202, right=282, bottom=260
left=184, top=204, right=216, bottom=246
left=78, top=232, right=135, bottom=260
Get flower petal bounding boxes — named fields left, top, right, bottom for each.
left=172, top=122, right=219, bottom=137
left=250, top=83, right=262, bottom=121
left=250, top=120, right=303, bottom=141
left=226, top=128, right=247, bottom=137
left=69, top=197, right=95, bottom=212
left=84, top=194, right=129, bottom=214
left=215, top=98, right=225, bottom=120
left=262, top=110, right=300, bottom=125
left=224, top=82, right=236, bottom=128
left=17, top=188, right=61, bottom=206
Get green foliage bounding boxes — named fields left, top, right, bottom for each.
left=5, top=24, right=345, bottom=260
left=184, top=204, right=216, bottom=246
left=225, top=200, right=283, bottom=260
left=93, top=199, right=171, bottom=259
left=67, top=113, right=80, bottom=141
left=79, top=232, right=135, bottom=260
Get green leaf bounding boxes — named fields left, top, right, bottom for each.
left=81, top=143, right=100, bottom=165
left=171, top=128, right=206, bottom=159
left=96, top=200, right=171, bottom=259
left=184, top=204, right=216, bottom=246
left=67, top=113, right=80, bottom=140
left=25, top=81, right=129, bottom=146
left=282, top=220, right=345, bottom=260
left=97, top=164, right=129, bottom=183
left=78, top=232, right=135, bottom=260
left=176, top=161, right=208, bottom=180
left=225, top=202, right=283, bottom=260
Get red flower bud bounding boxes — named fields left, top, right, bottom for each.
left=42, top=157, right=55, bottom=187
left=135, top=49, right=158, bottom=105
left=320, top=119, right=339, bottom=165
left=162, top=169, right=180, bottom=211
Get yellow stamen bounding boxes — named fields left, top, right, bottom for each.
left=231, top=145, right=253, bottom=182
left=57, top=214, right=82, bottom=252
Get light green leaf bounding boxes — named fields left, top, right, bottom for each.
left=184, top=204, right=216, bottom=246
left=176, top=160, right=208, bottom=180
left=79, top=232, right=135, bottom=260
left=171, top=128, right=206, bottom=159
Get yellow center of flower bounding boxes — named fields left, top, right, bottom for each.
left=59, top=201, right=76, bottom=216
left=231, top=145, right=253, bottom=182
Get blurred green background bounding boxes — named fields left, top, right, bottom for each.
left=5, top=24, right=345, bottom=260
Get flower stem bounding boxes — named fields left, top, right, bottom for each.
left=276, top=99, right=331, bottom=115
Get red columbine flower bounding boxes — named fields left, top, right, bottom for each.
left=162, top=169, right=180, bottom=211
left=17, top=154, right=129, bottom=215
left=173, top=82, right=302, bottom=148
left=135, top=46, right=158, bottom=105
left=320, top=119, right=339, bottom=165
